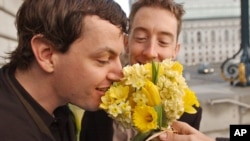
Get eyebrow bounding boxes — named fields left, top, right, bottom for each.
left=133, top=27, right=148, bottom=34
left=133, top=26, right=174, bottom=38
left=95, top=46, right=119, bottom=56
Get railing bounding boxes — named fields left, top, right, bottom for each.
left=220, top=0, right=250, bottom=87
left=209, top=98, right=250, bottom=109
left=220, top=46, right=242, bottom=85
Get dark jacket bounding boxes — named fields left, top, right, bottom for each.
left=0, top=66, right=76, bottom=141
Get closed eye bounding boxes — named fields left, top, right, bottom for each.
left=159, top=41, right=169, bottom=47
left=135, top=37, right=147, bottom=43
left=98, top=60, right=109, bottom=64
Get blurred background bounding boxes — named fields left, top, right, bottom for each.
left=1, top=0, right=250, bottom=139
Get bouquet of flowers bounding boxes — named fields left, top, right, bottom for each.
left=99, top=59, right=200, bottom=141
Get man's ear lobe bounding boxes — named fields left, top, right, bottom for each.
left=31, top=34, right=55, bottom=73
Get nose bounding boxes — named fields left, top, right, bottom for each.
left=142, top=40, right=158, bottom=60
left=107, top=58, right=123, bottom=82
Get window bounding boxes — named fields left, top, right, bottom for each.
left=197, top=31, right=201, bottom=43
left=225, top=30, right=229, bottom=41
left=211, top=30, right=215, bottom=42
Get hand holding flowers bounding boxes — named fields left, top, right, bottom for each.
left=99, top=59, right=200, bottom=141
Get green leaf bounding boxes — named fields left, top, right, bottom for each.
left=152, top=61, right=160, bottom=84
left=161, top=107, right=168, bottom=127
left=154, top=104, right=163, bottom=127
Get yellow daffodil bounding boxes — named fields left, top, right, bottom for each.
left=123, top=64, right=148, bottom=89
left=108, top=103, right=122, bottom=117
left=132, top=91, right=148, bottom=106
left=141, top=80, right=161, bottom=106
left=171, top=61, right=183, bottom=75
left=133, top=105, right=158, bottom=133
left=109, top=84, right=129, bottom=100
left=99, top=84, right=129, bottom=110
left=183, top=88, right=200, bottom=114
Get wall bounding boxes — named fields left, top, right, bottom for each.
left=0, top=0, right=22, bottom=65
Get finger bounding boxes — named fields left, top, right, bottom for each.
left=158, top=131, right=192, bottom=141
left=157, top=132, right=169, bottom=141
left=171, top=121, right=197, bottom=134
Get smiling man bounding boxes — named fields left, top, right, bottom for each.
left=127, top=6, right=180, bottom=65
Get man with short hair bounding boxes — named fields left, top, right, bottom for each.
left=81, top=0, right=202, bottom=141
left=0, top=0, right=127, bottom=141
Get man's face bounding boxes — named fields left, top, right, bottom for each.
left=53, top=15, right=124, bottom=111
left=126, top=7, right=180, bottom=65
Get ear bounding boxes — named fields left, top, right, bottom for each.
left=31, top=34, right=55, bottom=73
left=172, top=43, right=181, bottom=60
left=124, top=34, right=129, bottom=54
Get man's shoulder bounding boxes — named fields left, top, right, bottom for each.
left=0, top=94, right=43, bottom=140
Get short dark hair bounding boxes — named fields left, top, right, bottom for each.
left=7, top=0, right=127, bottom=70
left=129, top=0, right=185, bottom=37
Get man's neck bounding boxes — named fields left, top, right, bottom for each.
left=14, top=66, right=62, bottom=115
